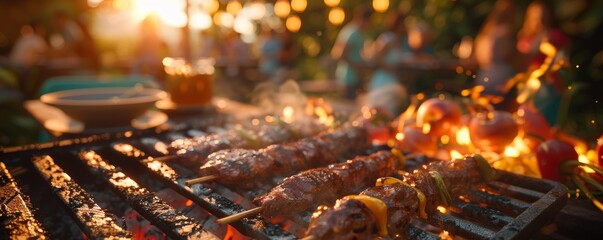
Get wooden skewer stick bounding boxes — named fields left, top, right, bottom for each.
left=143, top=155, right=178, bottom=163
left=216, top=207, right=262, bottom=224
left=185, top=175, right=218, bottom=186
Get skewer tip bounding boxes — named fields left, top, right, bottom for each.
left=185, top=175, right=218, bottom=186
left=216, top=207, right=262, bottom=224
left=300, top=235, right=317, bottom=240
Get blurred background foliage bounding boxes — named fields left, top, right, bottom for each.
left=1, top=0, right=602, bottom=146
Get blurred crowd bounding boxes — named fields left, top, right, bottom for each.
left=2, top=0, right=571, bottom=113
left=331, top=0, right=570, bottom=116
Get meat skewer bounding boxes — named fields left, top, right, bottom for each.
left=304, top=154, right=494, bottom=239
left=196, top=125, right=371, bottom=188
left=216, top=150, right=402, bottom=224
left=169, top=117, right=326, bottom=166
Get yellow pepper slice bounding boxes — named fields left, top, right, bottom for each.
left=343, top=195, right=389, bottom=237
left=375, top=177, right=428, bottom=219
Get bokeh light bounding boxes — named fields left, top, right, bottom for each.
left=286, top=15, right=302, bottom=32
left=324, top=0, right=340, bottom=7
left=234, top=15, right=255, bottom=35
left=328, top=7, right=345, bottom=26
left=274, top=0, right=291, bottom=18
left=201, top=0, right=220, bottom=14
left=190, top=12, right=212, bottom=30
left=291, top=0, right=307, bottom=13
left=226, top=0, right=243, bottom=16
left=373, top=0, right=389, bottom=13
left=249, top=2, right=267, bottom=20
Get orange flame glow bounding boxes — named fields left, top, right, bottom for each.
left=517, top=41, right=557, bottom=104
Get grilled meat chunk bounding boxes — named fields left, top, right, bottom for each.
left=305, top=155, right=489, bottom=239
left=254, top=151, right=397, bottom=218
left=199, top=126, right=371, bottom=188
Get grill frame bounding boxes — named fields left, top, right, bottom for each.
left=1, top=127, right=568, bottom=240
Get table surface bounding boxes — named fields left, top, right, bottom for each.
left=24, top=97, right=262, bottom=139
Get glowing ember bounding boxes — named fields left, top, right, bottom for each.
left=504, top=146, right=520, bottom=158
left=578, top=154, right=595, bottom=173
left=436, top=206, right=447, bottom=214
left=395, top=132, right=404, bottom=141
left=185, top=199, right=193, bottom=207
left=440, top=135, right=450, bottom=145
left=456, top=126, right=471, bottom=146
left=422, top=123, right=431, bottom=135
left=450, top=150, right=463, bottom=160
left=282, top=106, right=294, bottom=123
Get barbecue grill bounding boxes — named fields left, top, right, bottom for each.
left=1, top=115, right=568, bottom=240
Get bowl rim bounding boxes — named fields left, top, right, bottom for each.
left=40, top=87, right=167, bottom=106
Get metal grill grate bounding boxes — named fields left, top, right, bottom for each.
left=1, top=127, right=568, bottom=240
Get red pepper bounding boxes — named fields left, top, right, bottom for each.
left=536, top=139, right=578, bottom=182
left=598, top=134, right=603, bottom=168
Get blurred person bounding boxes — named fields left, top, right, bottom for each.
left=407, top=21, right=436, bottom=62
left=367, top=11, right=410, bottom=115
left=10, top=22, right=48, bottom=67
left=473, top=0, right=517, bottom=97
left=198, top=30, right=218, bottom=59
left=275, top=30, right=300, bottom=83
left=53, top=11, right=84, bottom=56
left=221, top=30, right=253, bottom=63
left=331, top=7, right=373, bottom=100
left=258, top=28, right=283, bottom=80
left=132, top=14, right=166, bottom=78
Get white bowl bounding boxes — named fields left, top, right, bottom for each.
left=40, top=87, right=167, bottom=128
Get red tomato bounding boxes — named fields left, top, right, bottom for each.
left=536, top=139, right=578, bottom=182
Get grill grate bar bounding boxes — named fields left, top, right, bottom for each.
left=78, top=150, right=219, bottom=240
left=111, top=142, right=296, bottom=240
left=466, top=190, right=530, bottom=216
left=31, top=156, right=132, bottom=240
left=450, top=200, right=514, bottom=228
left=0, top=162, right=48, bottom=239
left=407, top=225, right=441, bottom=240
left=487, top=181, right=543, bottom=202
left=427, top=211, right=496, bottom=240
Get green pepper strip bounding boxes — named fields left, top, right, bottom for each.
left=429, top=171, right=452, bottom=207
left=571, top=175, right=603, bottom=212
left=272, top=117, right=300, bottom=139
left=472, top=154, right=495, bottom=182
left=560, top=160, right=603, bottom=177
left=235, top=128, right=261, bottom=149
